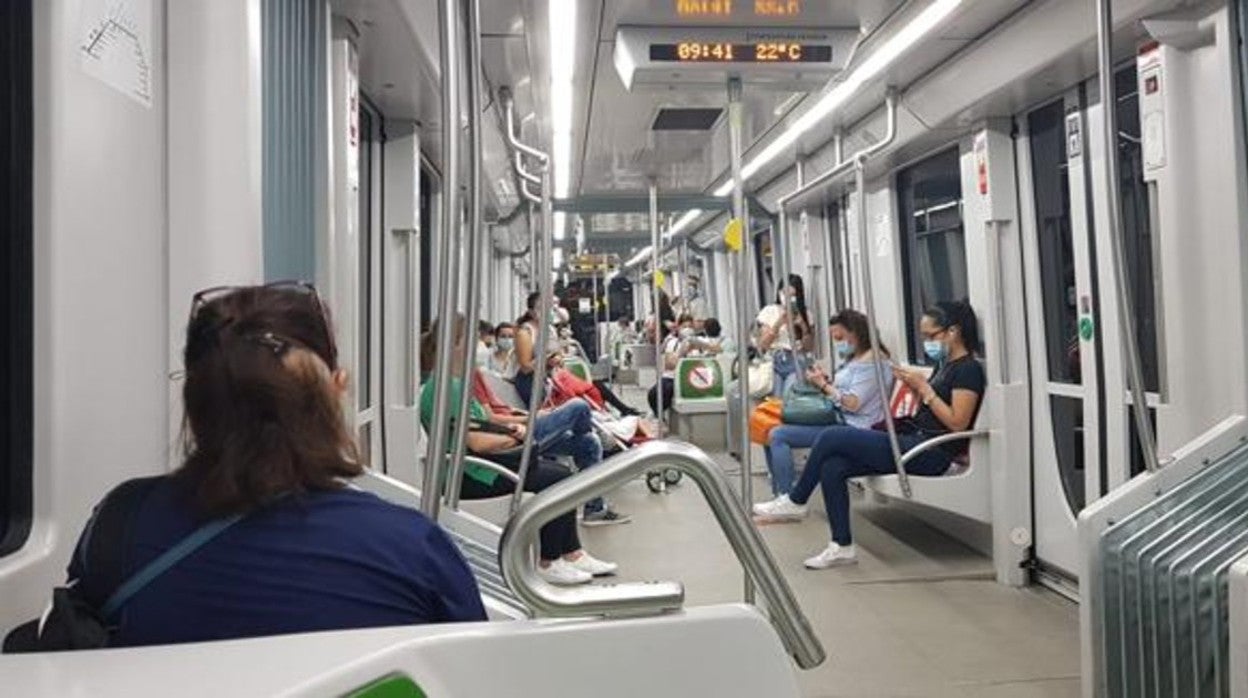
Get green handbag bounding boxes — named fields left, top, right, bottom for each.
left=780, top=380, right=845, bottom=426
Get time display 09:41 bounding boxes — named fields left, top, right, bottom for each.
left=649, top=42, right=831, bottom=63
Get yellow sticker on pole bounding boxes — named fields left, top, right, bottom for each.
left=724, top=218, right=744, bottom=252
left=654, top=270, right=666, bottom=288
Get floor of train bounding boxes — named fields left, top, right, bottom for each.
left=587, top=385, right=1080, bottom=698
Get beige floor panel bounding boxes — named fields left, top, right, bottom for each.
left=578, top=436, right=1080, bottom=698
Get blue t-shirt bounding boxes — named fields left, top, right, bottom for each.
left=68, top=479, right=486, bottom=647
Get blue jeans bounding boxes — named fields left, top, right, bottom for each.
left=772, top=350, right=807, bottom=398
left=763, top=424, right=828, bottom=496
left=789, top=426, right=952, bottom=545
left=533, top=399, right=606, bottom=514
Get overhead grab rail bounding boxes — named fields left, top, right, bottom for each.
left=498, top=440, right=827, bottom=670
left=775, top=91, right=914, bottom=496
left=1095, top=0, right=1163, bottom=472
left=488, top=89, right=557, bottom=514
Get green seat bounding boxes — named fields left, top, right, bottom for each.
left=345, top=674, right=427, bottom=698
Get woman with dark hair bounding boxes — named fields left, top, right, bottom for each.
left=58, top=284, right=486, bottom=648
left=756, top=273, right=813, bottom=397
left=761, top=300, right=987, bottom=569
left=753, top=309, right=891, bottom=514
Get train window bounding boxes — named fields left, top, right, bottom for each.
left=419, top=167, right=434, bottom=328
left=754, top=227, right=773, bottom=305
left=824, top=202, right=849, bottom=313
left=896, top=147, right=968, bottom=361
left=1027, top=100, right=1081, bottom=384
left=0, top=0, right=34, bottom=557
left=1114, top=64, right=1160, bottom=394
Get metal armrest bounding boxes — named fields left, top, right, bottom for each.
left=499, top=440, right=826, bottom=670
left=462, top=455, right=522, bottom=485
left=897, top=429, right=991, bottom=469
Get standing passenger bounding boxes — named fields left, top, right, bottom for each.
left=756, top=274, right=813, bottom=397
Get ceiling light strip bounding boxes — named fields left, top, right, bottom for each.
left=712, top=0, right=963, bottom=197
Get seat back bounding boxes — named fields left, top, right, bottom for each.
left=481, top=371, right=526, bottom=411
left=563, top=357, right=592, bottom=382
left=675, top=358, right=725, bottom=401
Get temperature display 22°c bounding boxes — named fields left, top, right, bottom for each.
left=648, top=41, right=832, bottom=63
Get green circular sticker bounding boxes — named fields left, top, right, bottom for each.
left=1079, top=316, right=1094, bottom=341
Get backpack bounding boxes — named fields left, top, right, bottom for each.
left=2, top=477, right=241, bottom=653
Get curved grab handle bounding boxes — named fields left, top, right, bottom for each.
left=499, top=440, right=827, bottom=670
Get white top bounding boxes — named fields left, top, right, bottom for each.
left=486, top=349, right=517, bottom=379
left=756, top=304, right=794, bottom=351
left=660, top=334, right=681, bottom=379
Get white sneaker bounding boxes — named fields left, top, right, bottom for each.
left=804, top=542, right=857, bottom=569
left=567, top=551, right=618, bottom=577
left=752, top=494, right=808, bottom=521
left=537, top=559, right=592, bottom=586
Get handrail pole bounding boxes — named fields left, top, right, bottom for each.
left=854, top=156, right=908, bottom=496
left=498, top=441, right=827, bottom=669
left=421, top=0, right=464, bottom=517
left=727, top=76, right=755, bottom=604
left=501, top=87, right=550, bottom=167
left=445, top=0, right=485, bottom=509
left=526, top=202, right=538, bottom=291
left=511, top=164, right=556, bottom=514
left=649, top=182, right=664, bottom=422
left=1096, top=0, right=1160, bottom=471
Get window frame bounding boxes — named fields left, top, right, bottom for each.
left=1, top=0, right=34, bottom=557
left=895, top=145, right=969, bottom=363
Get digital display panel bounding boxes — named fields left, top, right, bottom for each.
left=649, top=42, right=832, bottom=63
left=674, top=1, right=803, bottom=17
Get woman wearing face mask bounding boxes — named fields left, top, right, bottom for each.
left=647, top=314, right=695, bottom=417
left=513, top=292, right=563, bottom=406
left=758, top=300, right=986, bottom=569
left=756, top=274, right=813, bottom=397
left=753, top=309, right=891, bottom=514
left=487, top=322, right=518, bottom=378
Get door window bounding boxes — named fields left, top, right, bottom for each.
left=1, top=0, right=33, bottom=556
left=1028, top=100, right=1081, bottom=384
left=1114, top=64, right=1161, bottom=394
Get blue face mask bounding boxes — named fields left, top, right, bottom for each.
left=923, top=340, right=947, bottom=364
left=835, top=340, right=853, bottom=358
left=497, top=337, right=514, bottom=352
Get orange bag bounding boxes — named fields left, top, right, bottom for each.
left=749, top=398, right=784, bottom=445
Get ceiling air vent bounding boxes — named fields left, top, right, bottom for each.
left=651, top=107, right=723, bottom=131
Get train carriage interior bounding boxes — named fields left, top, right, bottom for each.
left=5, top=0, right=1248, bottom=695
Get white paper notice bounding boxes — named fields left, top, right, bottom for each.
left=78, top=0, right=153, bottom=108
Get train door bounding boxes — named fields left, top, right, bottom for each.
left=1018, top=89, right=1103, bottom=580
left=356, top=99, right=384, bottom=470
left=1017, top=65, right=1161, bottom=582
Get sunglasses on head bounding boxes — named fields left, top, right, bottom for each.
left=189, top=280, right=338, bottom=369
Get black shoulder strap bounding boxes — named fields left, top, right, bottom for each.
left=77, top=477, right=164, bottom=609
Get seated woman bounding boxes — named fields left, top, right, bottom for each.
left=753, top=309, right=891, bottom=518
left=56, top=284, right=487, bottom=648
left=763, top=301, right=986, bottom=569
left=647, top=314, right=694, bottom=417
left=486, top=322, right=518, bottom=379
left=421, top=317, right=621, bottom=584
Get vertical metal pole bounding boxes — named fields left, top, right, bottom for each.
left=795, top=159, right=826, bottom=361
left=421, top=0, right=462, bottom=517
left=527, top=204, right=538, bottom=292
left=445, top=0, right=484, bottom=509
left=728, top=77, right=755, bottom=604
left=592, top=266, right=600, bottom=358
left=649, top=182, right=665, bottom=422
left=855, top=158, right=908, bottom=496
left=512, top=166, right=556, bottom=513
left=1096, top=0, right=1160, bottom=471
